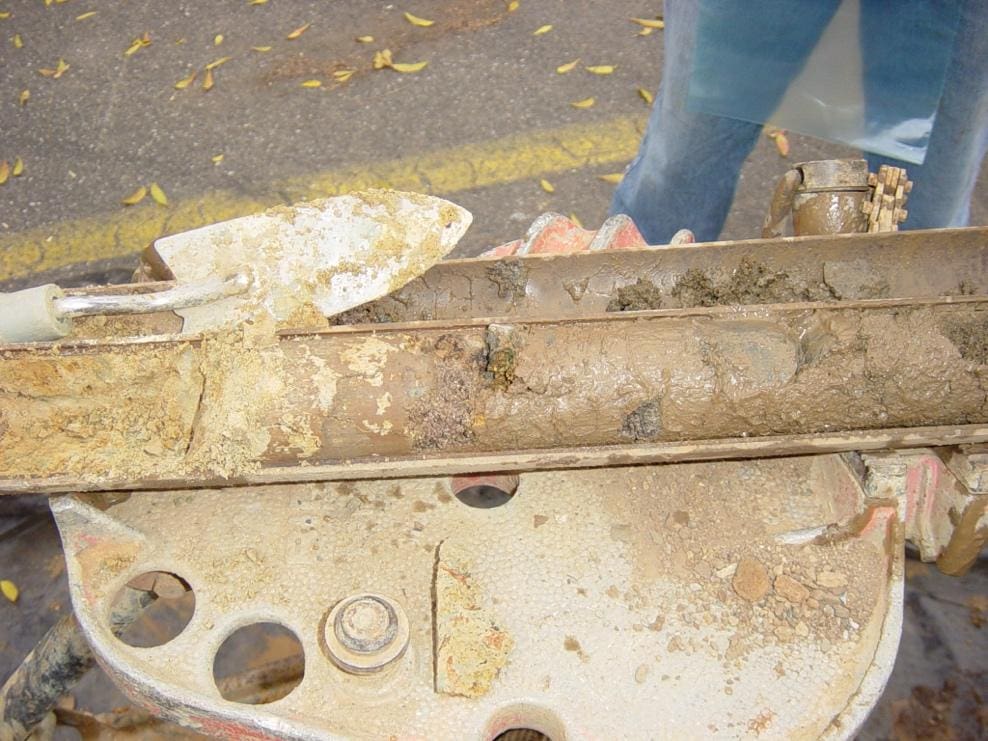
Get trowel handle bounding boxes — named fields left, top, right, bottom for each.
left=0, top=271, right=252, bottom=344
left=0, top=284, right=72, bottom=343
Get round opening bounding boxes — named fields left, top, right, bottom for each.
left=111, top=571, right=195, bottom=648
left=213, top=622, right=305, bottom=704
left=451, top=474, right=520, bottom=509
left=494, top=731, right=553, bottom=741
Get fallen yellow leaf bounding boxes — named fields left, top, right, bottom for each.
left=533, top=24, right=552, bottom=35
left=392, top=60, right=428, bottom=73
left=149, top=182, right=168, bottom=205
left=249, top=0, right=268, bottom=4
left=205, top=56, right=231, bottom=70
left=630, top=17, right=665, bottom=29
left=768, top=129, right=791, bottom=157
left=212, top=153, right=224, bottom=165
left=214, top=34, right=224, bottom=46
left=76, top=11, right=96, bottom=20
left=0, top=12, right=10, bottom=20
left=598, top=173, right=623, bottom=184
left=507, top=0, right=519, bottom=11
left=586, top=65, right=615, bottom=75
left=333, top=69, right=355, bottom=82
left=19, top=89, right=29, bottom=106
left=556, top=59, right=579, bottom=74
left=569, top=212, right=583, bottom=228
left=251, top=45, right=272, bottom=52
left=0, top=579, right=18, bottom=603
left=0, top=161, right=9, bottom=186
left=39, top=58, right=70, bottom=78
left=124, top=33, right=151, bottom=56
left=202, top=67, right=214, bottom=91
left=301, top=79, right=322, bottom=88
left=571, top=97, right=595, bottom=109
left=12, top=157, right=23, bottom=176
left=174, top=69, right=197, bottom=89
left=13, top=33, right=22, bottom=48
left=356, top=35, right=374, bottom=43
left=373, top=48, right=393, bottom=69
left=404, top=12, right=434, bottom=27
left=638, top=87, right=654, bottom=104
left=637, top=27, right=654, bottom=36
left=121, top=185, right=147, bottom=205
left=540, top=178, right=555, bottom=193
left=286, top=22, right=310, bottom=40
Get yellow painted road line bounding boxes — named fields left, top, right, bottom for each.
left=0, top=115, right=645, bottom=282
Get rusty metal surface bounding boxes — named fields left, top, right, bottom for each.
left=40, top=227, right=988, bottom=342
left=51, top=455, right=904, bottom=740
left=2, top=296, right=987, bottom=494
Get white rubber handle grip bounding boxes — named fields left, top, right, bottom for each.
left=0, top=284, right=72, bottom=343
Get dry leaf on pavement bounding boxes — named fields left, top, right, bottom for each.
left=571, top=97, right=595, bottom=109
left=301, top=79, right=322, bottom=88
left=287, top=22, right=311, bottom=40
left=533, top=24, right=552, bottom=35
left=540, top=178, right=555, bottom=193
left=149, top=182, right=168, bottom=206
left=0, top=161, right=9, bottom=186
left=373, top=49, right=393, bottom=69
left=404, top=12, right=434, bottom=27
left=392, top=61, right=428, bottom=73
left=12, top=157, right=23, bottom=176
left=638, top=88, right=654, bottom=104
left=586, top=65, right=615, bottom=75
left=202, top=67, right=215, bottom=91
left=556, top=59, right=579, bottom=74
left=174, top=69, right=197, bottom=89
left=121, top=186, right=147, bottom=205
left=0, top=580, right=18, bottom=603
left=598, top=173, right=623, bottom=184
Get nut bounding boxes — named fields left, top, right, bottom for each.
left=324, top=593, right=409, bottom=674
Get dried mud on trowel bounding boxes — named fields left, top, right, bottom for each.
left=149, top=189, right=471, bottom=333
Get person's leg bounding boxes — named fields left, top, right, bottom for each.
left=862, top=0, right=988, bottom=228
left=610, top=0, right=838, bottom=243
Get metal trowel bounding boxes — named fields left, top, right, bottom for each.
left=0, top=189, right=471, bottom=342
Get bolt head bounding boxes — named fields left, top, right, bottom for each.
left=324, top=593, right=409, bottom=674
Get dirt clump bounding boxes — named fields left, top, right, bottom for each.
left=732, top=556, right=771, bottom=602
left=621, top=399, right=662, bottom=440
left=671, top=258, right=825, bottom=307
left=774, top=574, right=809, bottom=604
left=606, top=278, right=664, bottom=311
left=941, top=316, right=988, bottom=365
left=483, top=325, right=519, bottom=392
left=486, top=259, right=529, bottom=300
left=407, top=334, right=482, bottom=450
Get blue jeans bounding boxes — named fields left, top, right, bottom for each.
left=611, top=0, right=988, bottom=243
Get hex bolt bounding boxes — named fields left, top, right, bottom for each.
left=324, top=593, right=409, bottom=674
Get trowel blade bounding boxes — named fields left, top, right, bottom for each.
left=151, top=189, right=472, bottom=333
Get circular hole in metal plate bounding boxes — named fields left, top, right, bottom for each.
left=111, top=571, right=195, bottom=648
left=451, top=474, right=520, bottom=509
left=213, top=622, right=305, bottom=704
left=493, top=731, right=553, bottom=741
